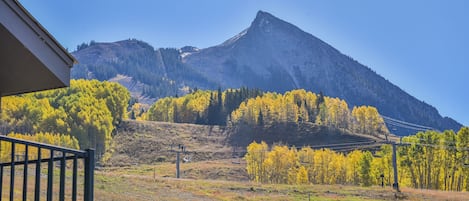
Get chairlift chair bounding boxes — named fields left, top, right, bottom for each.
left=372, top=153, right=382, bottom=158
left=183, top=154, right=192, bottom=163
left=232, top=160, right=241, bottom=164
left=231, top=156, right=241, bottom=164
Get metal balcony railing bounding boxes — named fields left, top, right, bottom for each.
left=0, top=135, right=94, bottom=201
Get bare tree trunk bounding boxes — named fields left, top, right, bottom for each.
left=443, top=167, right=448, bottom=191
left=465, top=174, right=469, bottom=192
left=418, top=166, right=424, bottom=189
left=409, top=165, right=418, bottom=188
left=434, top=169, right=440, bottom=190
left=450, top=168, right=456, bottom=191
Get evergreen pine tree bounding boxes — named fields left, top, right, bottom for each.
left=217, top=87, right=225, bottom=125
left=258, top=110, right=264, bottom=126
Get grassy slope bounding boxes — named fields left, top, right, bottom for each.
left=94, top=159, right=469, bottom=201
left=1, top=160, right=467, bottom=200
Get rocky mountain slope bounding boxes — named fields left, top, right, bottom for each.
left=72, top=40, right=214, bottom=103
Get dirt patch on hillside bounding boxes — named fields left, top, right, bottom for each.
left=104, top=120, right=382, bottom=166
left=105, top=120, right=231, bottom=166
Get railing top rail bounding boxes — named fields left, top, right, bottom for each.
left=0, top=135, right=86, bottom=156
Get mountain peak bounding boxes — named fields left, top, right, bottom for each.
left=251, top=10, right=282, bottom=29
left=247, top=10, right=310, bottom=40
left=255, top=10, right=275, bottom=20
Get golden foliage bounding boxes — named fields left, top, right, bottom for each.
left=245, top=128, right=469, bottom=192
left=0, top=79, right=130, bottom=156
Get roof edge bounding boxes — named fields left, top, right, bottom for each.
left=8, top=0, right=77, bottom=66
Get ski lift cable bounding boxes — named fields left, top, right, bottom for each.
left=400, top=142, right=469, bottom=151
left=308, top=141, right=382, bottom=149
left=385, top=122, right=424, bottom=131
left=381, top=115, right=437, bottom=130
left=383, top=119, right=431, bottom=131
left=402, top=137, right=459, bottom=144
left=381, top=115, right=435, bottom=129
left=383, top=119, right=437, bottom=132
left=307, top=142, right=386, bottom=151
left=328, top=144, right=384, bottom=151
left=384, top=121, right=428, bottom=131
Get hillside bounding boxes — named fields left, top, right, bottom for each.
left=104, top=120, right=382, bottom=166
left=72, top=40, right=214, bottom=103
left=105, top=120, right=229, bottom=166
left=71, top=11, right=461, bottom=135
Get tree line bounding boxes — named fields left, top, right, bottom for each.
left=146, top=87, right=263, bottom=125
left=147, top=88, right=388, bottom=136
left=0, top=79, right=130, bottom=156
left=245, top=127, right=469, bottom=191
left=245, top=141, right=381, bottom=186
left=399, top=128, right=469, bottom=191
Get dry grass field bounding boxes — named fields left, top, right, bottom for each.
left=2, top=159, right=467, bottom=200
left=93, top=159, right=469, bottom=201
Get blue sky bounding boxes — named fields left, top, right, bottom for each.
left=19, top=0, right=468, bottom=127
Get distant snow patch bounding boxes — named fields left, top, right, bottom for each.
left=221, top=28, right=248, bottom=46
left=181, top=52, right=192, bottom=58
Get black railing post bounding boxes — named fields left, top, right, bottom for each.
left=35, top=147, right=41, bottom=201
left=72, top=155, right=78, bottom=201
left=60, top=151, right=66, bottom=200
left=23, top=145, right=29, bottom=201
left=0, top=141, right=2, bottom=201
left=47, top=150, right=54, bottom=201
left=84, top=149, right=95, bottom=201
left=0, top=165, right=3, bottom=201
left=10, top=142, right=15, bottom=201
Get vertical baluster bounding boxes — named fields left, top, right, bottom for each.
left=23, top=144, right=29, bottom=201
left=10, top=142, right=15, bottom=201
left=0, top=165, right=3, bottom=201
left=72, top=155, right=77, bottom=201
left=59, top=151, right=66, bottom=200
left=84, top=149, right=95, bottom=201
left=34, top=147, right=41, bottom=201
left=47, top=150, right=53, bottom=201
left=0, top=140, right=3, bottom=201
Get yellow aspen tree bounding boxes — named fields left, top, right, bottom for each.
left=346, top=150, right=363, bottom=185
left=287, top=167, right=298, bottom=184
left=456, top=127, right=469, bottom=191
left=296, top=165, right=309, bottom=184
left=245, top=141, right=269, bottom=183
